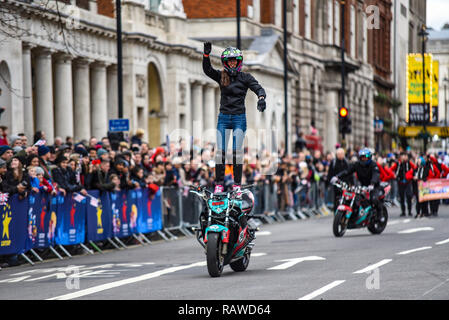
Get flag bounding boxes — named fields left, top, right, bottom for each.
left=34, top=139, right=46, bottom=147
left=0, top=193, right=9, bottom=206
left=74, top=193, right=85, bottom=203
left=90, top=196, right=99, bottom=208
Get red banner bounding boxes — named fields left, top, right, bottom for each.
left=418, top=179, right=449, bottom=202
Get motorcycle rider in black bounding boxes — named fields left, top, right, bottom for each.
left=331, top=148, right=382, bottom=219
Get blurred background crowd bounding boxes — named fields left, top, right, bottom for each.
left=1, top=124, right=449, bottom=220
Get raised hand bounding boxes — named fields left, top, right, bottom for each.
left=257, top=97, right=266, bottom=112
left=204, top=42, right=212, bottom=55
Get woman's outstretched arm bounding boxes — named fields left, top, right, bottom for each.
left=202, top=42, right=221, bottom=83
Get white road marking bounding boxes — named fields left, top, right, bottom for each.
left=298, top=280, right=346, bottom=300
left=256, top=231, right=272, bottom=236
left=397, top=246, right=432, bottom=255
left=435, top=238, right=449, bottom=245
left=398, top=227, right=434, bottom=234
left=268, top=256, right=325, bottom=270
left=353, top=259, right=393, bottom=274
left=251, top=253, right=267, bottom=257
left=423, top=278, right=449, bottom=296
left=403, top=219, right=411, bottom=223
left=388, top=220, right=401, bottom=225
left=46, top=261, right=207, bottom=300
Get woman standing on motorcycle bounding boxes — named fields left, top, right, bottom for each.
left=202, top=42, right=266, bottom=195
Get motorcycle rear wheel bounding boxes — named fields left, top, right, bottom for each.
left=206, top=233, right=224, bottom=277
left=333, top=210, right=348, bottom=237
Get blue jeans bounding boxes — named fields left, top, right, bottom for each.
left=215, top=113, right=247, bottom=185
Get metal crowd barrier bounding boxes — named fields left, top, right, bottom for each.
left=157, top=180, right=334, bottom=233
left=0, top=189, right=164, bottom=266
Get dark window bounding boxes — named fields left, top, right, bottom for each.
left=76, top=0, right=89, bottom=10
left=400, top=4, right=407, bottom=17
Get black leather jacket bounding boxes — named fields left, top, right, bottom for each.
left=337, top=161, right=380, bottom=187
left=203, top=56, right=266, bottom=115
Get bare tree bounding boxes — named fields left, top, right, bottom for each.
left=0, top=0, right=83, bottom=55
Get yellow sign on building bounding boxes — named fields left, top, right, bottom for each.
left=398, top=126, right=449, bottom=138
left=406, top=54, right=439, bottom=122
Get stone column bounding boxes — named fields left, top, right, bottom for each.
left=203, top=84, right=216, bottom=131
left=34, top=48, right=54, bottom=144
left=191, top=82, right=204, bottom=140
left=22, top=43, right=34, bottom=139
left=73, top=59, right=91, bottom=141
left=90, top=62, right=108, bottom=139
left=54, top=53, right=74, bottom=140
left=107, top=65, right=118, bottom=120
left=324, top=89, right=339, bottom=153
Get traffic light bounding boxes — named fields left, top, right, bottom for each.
left=339, top=107, right=352, bottom=135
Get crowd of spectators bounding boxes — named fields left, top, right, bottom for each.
left=1, top=124, right=448, bottom=218
left=1, top=124, right=449, bottom=268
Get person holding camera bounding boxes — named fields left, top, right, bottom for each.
left=51, top=154, right=87, bottom=197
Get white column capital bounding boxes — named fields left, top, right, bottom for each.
left=205, top=82, right=219, bottom=89
left=74, top=57, right=94, bottom=65
left=22, top=42, right=36, bottom=51
left=33, top=47, right=56, bottom=57
left=189, top=79, right=206, bottom=86
left=54, top=52, right=75, bottom=63
left=91, top=60, right=110, bottom=69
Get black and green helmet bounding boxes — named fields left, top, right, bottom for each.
left=221, top=47, right=243, bottom=76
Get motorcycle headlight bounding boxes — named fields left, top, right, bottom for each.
left=208, top=198, right=228, bottom=214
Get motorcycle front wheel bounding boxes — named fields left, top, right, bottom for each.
left=206, top=232, right=224, bottom=277
left=333, top=210, right=348, bottom=237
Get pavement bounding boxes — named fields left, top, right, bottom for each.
left=0, top=206, right=448, bottom=300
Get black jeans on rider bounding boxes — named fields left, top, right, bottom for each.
left=369, top=186, right=384, bottom=212
left=333, top=186, right=342, bottom=212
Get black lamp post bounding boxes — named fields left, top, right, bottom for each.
left=444, top=77, right=449, bottom=153
left=418, top=24, right=429, bottom=152
left=116, top=0, right=123, bottom=119
left=236, top=0, right=241, bottom=49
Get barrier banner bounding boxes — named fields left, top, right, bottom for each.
left=111, top=191, right=131, bottom=238
left=418, top=179, right=449, bottom=202
left=0, top=194, right=29, bottom=255
left=26, top=192, right=52, bottom=250
left=55, top=194, right=87, bottom=245
left=127, top=189, right=140, bottom=234
left=86, top=191, right=112, bottom=242
left=137, top=189, right=163, bottom=233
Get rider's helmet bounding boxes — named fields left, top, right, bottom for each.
left=358, top=148, right=373, bottom=167
left=221, top=47, right=243, bottom=76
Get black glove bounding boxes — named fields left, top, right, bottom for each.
left=204, top=42, right=212, bottom=55
left=257, top=98, right=266, bottom=112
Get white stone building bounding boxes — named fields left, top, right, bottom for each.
left=0, top=0, right=377, bottom=153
